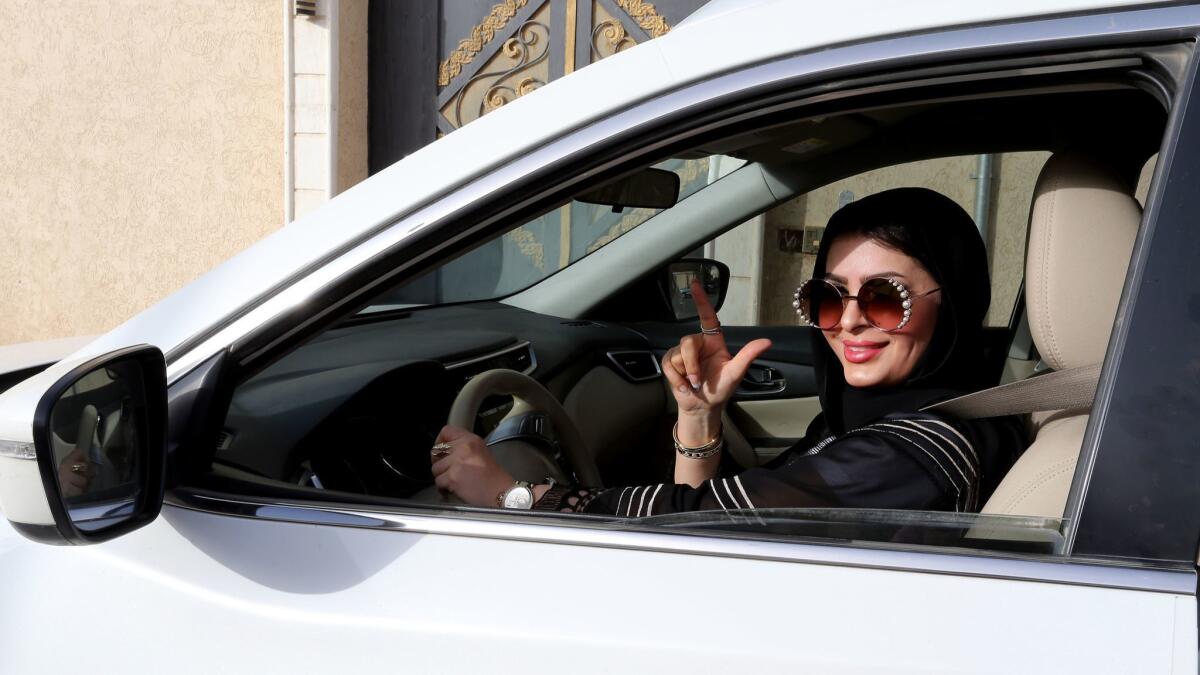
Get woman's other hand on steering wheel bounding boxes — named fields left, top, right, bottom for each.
left=662, top=279, right=771, bottom=445
left=430, top=425, right=514, bottom=507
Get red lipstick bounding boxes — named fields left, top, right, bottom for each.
left=843, top=339, right=887, bottom=364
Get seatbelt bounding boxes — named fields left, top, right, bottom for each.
left=922, top=363, right=1102, bottom=419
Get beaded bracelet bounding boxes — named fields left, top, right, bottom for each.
left=672, top=422, right=724, bottom=460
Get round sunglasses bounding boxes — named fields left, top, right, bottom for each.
left=792, top=277, right=940, bottom=332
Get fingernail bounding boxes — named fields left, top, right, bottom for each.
left=687, top=375, right=700, bottom=389
left=677, top=384, right=689, bottom=394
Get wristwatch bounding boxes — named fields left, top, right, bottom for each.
left=498, top=481, right=536, bottom=509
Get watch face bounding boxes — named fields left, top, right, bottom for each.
left=503, top=486, right=534, bottom=509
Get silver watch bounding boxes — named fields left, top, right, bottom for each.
left=499, top=481, right=535, bottom=509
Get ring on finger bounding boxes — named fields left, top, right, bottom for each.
left=431, top=442, right=453, bottom=458
left=700, top=323, right=722, bottom=335
left=70, top=463, right=87, bottom=473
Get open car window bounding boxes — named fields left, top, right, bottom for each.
left=208, top=46, right=1177, bottom=567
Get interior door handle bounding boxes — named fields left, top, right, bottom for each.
left=737, top=364, right=786, bottom=396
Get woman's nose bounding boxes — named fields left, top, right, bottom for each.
left=839, top=296, right=870, bottom=333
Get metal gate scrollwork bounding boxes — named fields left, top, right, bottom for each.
left=436, top=0, right=688, bottom=133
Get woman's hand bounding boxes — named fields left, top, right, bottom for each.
left=430, top=425, right=515, bottom=507
left=57, top=447, right=92, bottom=498
left=662, top=280, right=772, bottom=446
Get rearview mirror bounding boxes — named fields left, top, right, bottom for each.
left=662, top=259, right=730, bottom=321
left=21, top=345, right=167, bottom=544
left=576, top=167, right=680, bottom=211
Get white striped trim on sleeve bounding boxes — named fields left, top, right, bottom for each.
left=906, top=420, right=979, bottom=477
left=635, top=484, right=655, bottom=517
left=708, top=479, right=729, bottom=511
left=876, top=422, right=975, bottom=480
left=627, top=486, right=646, bottom=516
left=733, top=475, right=756, bottom=509
left=913, top=418, right=978, bottom=464
left=721, top=478, right=743, bottom=510
left=863, top=425, right=965, bottom=511
left=645, top=483, right=665, bottom=517
left=615, top=486, right=633, bottom=516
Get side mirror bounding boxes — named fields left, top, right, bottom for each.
left=576, top=167, right=680, bottom=211
left=16, top=346, right=166, bottom=544
left=661, top=258, right=730, bottom=321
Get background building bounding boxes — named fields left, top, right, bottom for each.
left=2, top=0, right=1078, bottom=345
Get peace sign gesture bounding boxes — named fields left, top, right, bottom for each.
left=661, top=279, right=772, bottom=447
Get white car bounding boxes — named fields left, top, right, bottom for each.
left=1, top=1, right=1198, bottom=672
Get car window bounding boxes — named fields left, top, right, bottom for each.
left=211, top=52, right=1174, bottom=565
left=708, top=152, right=1048, bottom=329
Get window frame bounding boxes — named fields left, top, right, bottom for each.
left=168, top=8, right=1200, bottom=586
left=1066, top=38, right=1200, bottom=564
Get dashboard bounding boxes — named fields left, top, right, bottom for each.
left=215, top=301, right=664, bottom=496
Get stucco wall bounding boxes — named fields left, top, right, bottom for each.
left=0, top=1, right=283, bottom=345
left=338, top=0, right=369, bottom=194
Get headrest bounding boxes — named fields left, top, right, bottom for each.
left=1026, top=154, right=1141, bottom=371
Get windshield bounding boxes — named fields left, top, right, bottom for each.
left=370, top=155, right=742, bottom=309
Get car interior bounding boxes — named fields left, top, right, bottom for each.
left=194, top=47, right=1171, bottom=551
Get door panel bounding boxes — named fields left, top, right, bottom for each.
left=1, top=507, right=1189, bottom=673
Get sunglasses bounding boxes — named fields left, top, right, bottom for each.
left=792, top=277, right=940, bottom=332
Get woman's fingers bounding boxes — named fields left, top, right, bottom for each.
left=661, top=347, right=689, bottom=392
left=725, top=338, right=774, bottom=384
left=679, top=334, right=703, bottom=389
left=690, top=279, right=719, bottom=330
left=431, top=455, right=450, bottom=476
left=435, top=425, right=474, bottom=445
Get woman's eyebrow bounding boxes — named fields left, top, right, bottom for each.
left=823, top=272, right=910, bottom=283
left=863, top=271, right=908, bottom=282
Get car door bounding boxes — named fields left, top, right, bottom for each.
left=4, top=7, right=1200, bottom=674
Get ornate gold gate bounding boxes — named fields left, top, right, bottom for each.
left=436, top=0, right=690, bottom=133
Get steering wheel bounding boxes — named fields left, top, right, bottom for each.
left=414, top=369, right=602, bottom=503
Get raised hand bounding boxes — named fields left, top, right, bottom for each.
left=661, top=279, right=771, bottom=447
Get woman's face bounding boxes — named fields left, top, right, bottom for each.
left=820, top=233, right=941, bottom=388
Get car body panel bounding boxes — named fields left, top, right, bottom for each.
left=0, top=505, right=1190, bottom=674
left=0, top=2, right=1197, bottom=670
left=0, top=335, right=95, bottom=379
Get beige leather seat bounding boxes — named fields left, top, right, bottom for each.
left=980, top=153, right=1141, bottom=518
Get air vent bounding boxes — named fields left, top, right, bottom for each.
left=215, top=430, right=235, bottom=451
left=561, top=320, right=600, bottom=327
left=606, top=350, right=661, bottom=383
left=446, top=341, right=537, bottom=385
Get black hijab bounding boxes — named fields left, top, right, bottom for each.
left=809, top=187, right=993, bottom=435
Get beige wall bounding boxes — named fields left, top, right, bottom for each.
left=337, top=0, right=369, bottom=194
left=0, top=1, right=283, bottom=345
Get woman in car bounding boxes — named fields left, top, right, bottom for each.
left=431, top=187, right=1025, bottom=515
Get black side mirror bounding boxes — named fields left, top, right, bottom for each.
left=661, top=258, right=730, bottom=321
left=576, top=167, right=680, bottom=211
left=30, top=345, right=166, bottom=544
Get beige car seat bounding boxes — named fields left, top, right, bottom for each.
left=980, top=153, right=1141, bottom=518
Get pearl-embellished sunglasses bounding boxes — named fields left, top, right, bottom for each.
left=793, top=277, right=941, bottom=332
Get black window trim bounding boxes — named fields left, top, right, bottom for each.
left=1066, top=36, right=1200, bottom=564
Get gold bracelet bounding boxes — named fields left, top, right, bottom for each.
left=672, top=422, right=723, bottom=459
